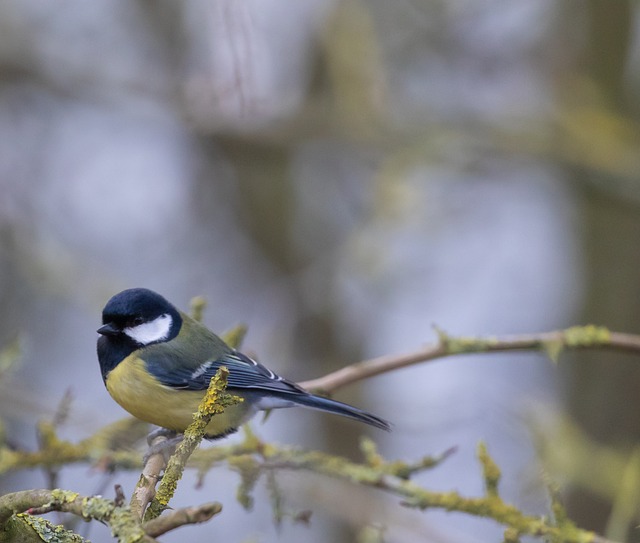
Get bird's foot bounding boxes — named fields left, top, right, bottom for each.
left=144, top=427, right=184, bottom=465
left=146, top=427, right=178, bottom=447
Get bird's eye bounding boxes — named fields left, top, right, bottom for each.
left=131, top=317, right=144, bottom=327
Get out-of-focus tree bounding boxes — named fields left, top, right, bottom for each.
left=2, top=0, right=640, bottom=541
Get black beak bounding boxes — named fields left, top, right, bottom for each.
left=97, top=322, right=120, bottom=336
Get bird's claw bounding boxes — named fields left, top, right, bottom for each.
left=143, top=428, right=183, bottom=465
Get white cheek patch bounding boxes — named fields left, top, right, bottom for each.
left=124, top=314, right=172, bottom=345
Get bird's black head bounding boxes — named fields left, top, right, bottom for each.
left=97, top=288, right=183, bottom=379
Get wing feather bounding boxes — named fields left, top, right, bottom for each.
left=149, top=349, right=305, bottom=395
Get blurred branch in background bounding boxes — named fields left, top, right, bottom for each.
left=0, top=423, right=618, bottom=543
left=2, top=1, right=640, bottom=542
left=300, top=324, right=640, bottom=393
left=0, top=338, right=20, bottom=381
left=537, top=415, right=640, bottom=542
left=559, top=3, right=640, bottom=541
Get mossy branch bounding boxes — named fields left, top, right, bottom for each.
left=0, top=488, right=155, bottom=543
left=144, top=366, right=242, bottom=520
left=3, top=324, right=638, bottom=479
left=300, top=325, right=633, bottom=394
left=0, top=417, right=148, bottom=477
left=4, top=323, right=640, bottom=541
left=128, top=317, right=248, bottom=522
left=186, top=433, right=614, bottom=543
left=0, top=410, right=621, bottom=543
left=478, top=441, right=501, bottom=498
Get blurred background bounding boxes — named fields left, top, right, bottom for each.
left=1, top=1, right=639, bottom=542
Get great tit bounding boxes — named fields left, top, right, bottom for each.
left=97, top=288, right=390, bottom=439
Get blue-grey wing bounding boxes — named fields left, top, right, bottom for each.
left=145, top=347, right=392, bottom=431
left=149, top=349, right=305, bottom=395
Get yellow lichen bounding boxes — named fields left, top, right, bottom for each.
left=221, top=324, right=248, bottom=349
left=564, top=325, right=610, bottom=347
left=16, top=513, right=85, bottom=543
left=50, top=489, right=79, bottom=505
left=148, top=366, right=240, bottom=519
left=477, top=442, right=501, bottom=497
left=189, top=296, right=207, bottom=322
left=82, top=495, right=115, bottom=520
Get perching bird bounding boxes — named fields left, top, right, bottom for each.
left=97, top=288, right=390, bottom=439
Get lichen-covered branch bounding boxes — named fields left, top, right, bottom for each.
left=3, top=322, right=639, bottom=542
left=144, top=366, right=242, bottom=520
left=0, top=488, right=155, bottom=543
left=143, top=502, right=222, bottom=537
left=129, top=435, right=166, bottom=521
left=536, top=415, right=640, bottom=538
left=0, top=487, right=223, bottom=542
left=300, top=325, right=635, bottom=393
left=131, top=318, right=249, bottom=521
left=0, top=409, right=621, bottom=543
left=189, top=432, right=616, bottom=543
left=0, top=417, right=147, bottom=478
left=3, top=325, right=639, bottom=480
left=136, top=319, right=246, bottom=521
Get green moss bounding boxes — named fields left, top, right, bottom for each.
left=81, top=496, right=144, bottom=543
left=0, top=337, right=21, bottom=378
left=82, top=418, right=149, bottom=453
left=435, top=326, right=499, bottom=355
left=81, top=496, right=114, bottom=521
left=360, top=437, right=383, bottom=468
left=49, top=490, right=79, bottom=506
left=564, top=325, right=610, bottom=347
left=0, top=449, right=19, bottom=476
left=15, top=513, right=86, bottom=542
left=221, top=325, right=248, bottom=350
left=229, top=455, right=261, bottom=509
left=189, top=296, right=207, bottom=323
left=108, top=508, right=145, bottom=543
left=503, top=527, right=521, bottom=543
left=543, top=338, right=564, bottom=364
left=477, top=442, right=501, bottom=497
left=149, top=366, right=240, bottom=519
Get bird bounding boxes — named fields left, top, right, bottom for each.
left=97, top=288, right=390, bottom=439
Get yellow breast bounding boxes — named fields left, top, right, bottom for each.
left=105, top=355, right=253, bottom=437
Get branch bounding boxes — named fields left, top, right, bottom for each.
left=3, top=323, right=638, bottom=542
left=188, top=433, right=618, bottom=543
left=144, top=366, right=241, bottom=520
left=143, top=502, right=222, bottom=537
left=129, top=435, right=167, bottom=521
left=0, top=489, right=155, bottom=543
left=299, top=325, right=639, bottom=393
left=3, top=326, right=636, bottom=478
left=0, top=441, right=618, bottom=543
left=0, top=418, right=148, bottom=478
left=0, top=487, right=222, bottom=542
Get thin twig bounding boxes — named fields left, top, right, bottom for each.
left=129, top=436, right=169, bottom=520
left=300, top=326, right=640, bottom=393
left=143, top=502, right=222, bottom=537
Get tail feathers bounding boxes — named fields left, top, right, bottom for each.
left=290, top=393, right=391, bottom=431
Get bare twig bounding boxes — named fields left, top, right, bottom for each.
left=114, top=485, right=126, bottom=507
left=129, top=436, right=169, bottom=520
left=143, top=502, right=222, bottom=537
